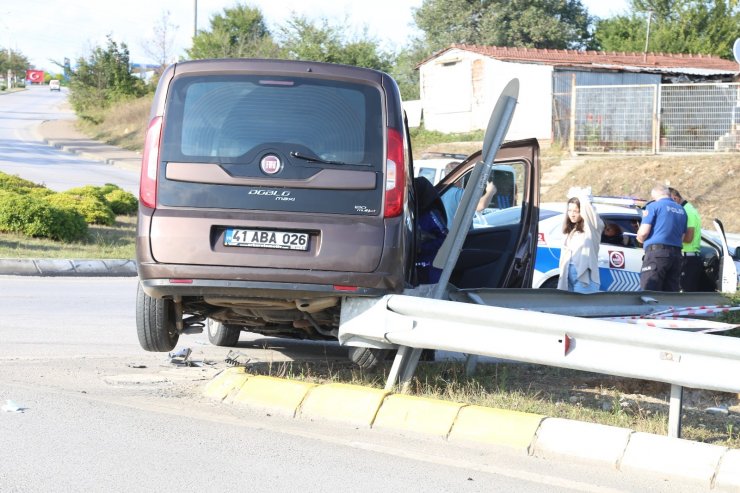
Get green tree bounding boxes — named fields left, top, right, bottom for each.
left=278, top=15, right=393, bottom=71
left=414, top=0, right=594, bottom=51
left=389, top=40, right=430, bottom=100
left=0, top=47, right=30, bottom=86
left=594, top=0, right=740, bottom=58
left=68, top=36, right=146, bottom=121
left=187, top=4, right=280, bottom=59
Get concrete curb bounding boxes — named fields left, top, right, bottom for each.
left=35, top=119, right=142, bottom=172
left=0, top=258, right=137, bottom=277
left=203, top=370, right=740, bottom=490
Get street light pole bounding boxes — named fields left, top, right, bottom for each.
left=194, top=0, right=198, bottom=38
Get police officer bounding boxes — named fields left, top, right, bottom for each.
left=636, top=184, right=688, bottom=291
left=669, top=187, right=703, bottom=291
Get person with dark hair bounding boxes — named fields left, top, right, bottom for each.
left=557, top=188, right=604, bottom=293
left=602, top=222, right=625, bottom=245
left=669, top=187, right=703, bottom=291
left=636, top=184, right=688, bottom=291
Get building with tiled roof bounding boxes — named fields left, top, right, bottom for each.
left=422, top=44, right=740, bottom=76
left=417, top=44, right=739, bottom=144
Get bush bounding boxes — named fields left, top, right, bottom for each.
left=64, top=184, right=137, bottom=216
left=45, top=192, right=115, bottom=225
left=0, top=171, right=48, bottom=194
left=0, top=191, right=88, bottom=242
left=104, top=188, right=138, bottom=215
left=64, top=185, right=107, bottom=201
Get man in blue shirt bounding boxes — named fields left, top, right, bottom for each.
left=440, top=162, right=496, bottom=226
left=636, top=184, right=688, bottom=291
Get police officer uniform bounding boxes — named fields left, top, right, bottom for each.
left=678, top=200, right=704, bottom=291
left=639, top=197, right=687, bottom=291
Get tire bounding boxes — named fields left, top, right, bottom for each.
left=136, top=282, right=179, bottom=352
left=540, top=276, right=559, bottom=289
left=206, top=319, right=241, bottom=347
left=348, top=346, right=389, bottom=370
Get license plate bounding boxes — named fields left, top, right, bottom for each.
left=224, top=228, right=309, bottom=251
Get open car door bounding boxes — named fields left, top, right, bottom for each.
left=435, top=139, right=540, bottom=290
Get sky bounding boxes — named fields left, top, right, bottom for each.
left=2, top=0, right=630, bottom=74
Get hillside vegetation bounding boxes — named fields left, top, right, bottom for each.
left=89, top=95, right=740, bottom=232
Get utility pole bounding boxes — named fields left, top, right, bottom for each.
left=643, top=10, right=653, bottom=63
left=194, top=0, right=198, bottom=38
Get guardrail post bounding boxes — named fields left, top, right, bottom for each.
left=385, top=82, right=520, bottom=394
left=385, top=346, right=424, bottom=392
left=668, top=384, right=683, bottom=439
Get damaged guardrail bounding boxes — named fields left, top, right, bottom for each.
left=339, top=293, right=740, bottom=438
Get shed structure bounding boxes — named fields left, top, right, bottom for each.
left=417, top=44, right=740, bottom=142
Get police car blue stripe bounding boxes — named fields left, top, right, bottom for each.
left=604, top=269, right=640, bottom=291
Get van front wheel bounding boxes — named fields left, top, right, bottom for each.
left=348, top=347, right=388, bottom=369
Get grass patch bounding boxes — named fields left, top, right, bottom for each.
left=0, top=215, right=136, bottom=259
left=410, top=127, right=485, bottom=150
left=77, top=95, right=151, bottom=152
left=244, top=358, right=740, bottom=449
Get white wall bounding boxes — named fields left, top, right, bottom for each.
left=402, top=100, right=423, bottom=128
left=419, top=49, right=554, bottom=141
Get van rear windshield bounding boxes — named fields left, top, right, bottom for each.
left=161, top=75, right=384, bottom=166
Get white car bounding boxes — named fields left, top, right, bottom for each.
left=529, top=200, right=739, bottom=292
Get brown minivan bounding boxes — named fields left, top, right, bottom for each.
left=136, top=60, right=540, bottom=367
left=136, top=59, right=416, bottom=357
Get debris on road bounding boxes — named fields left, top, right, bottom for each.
left=225, top=350, right=251, bottom=367
left=168, top=347, right=192, bottom=366
left=705, top=405, right=730, bottom=415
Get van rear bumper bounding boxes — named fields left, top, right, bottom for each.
left=137, top=262, right=402, bottom=299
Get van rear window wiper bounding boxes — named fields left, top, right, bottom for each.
left=289, top=151, right=354, bottom=166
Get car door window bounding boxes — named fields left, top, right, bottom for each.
left=438, top=157, right=535, bottom=289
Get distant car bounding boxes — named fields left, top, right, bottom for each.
left=134, top=58, right=540, bottom=365
left=413, top=153, right=468, bottom=185
left=527, top=199, right=739, bottom=292
left=49, top=80, right=60, bottom=91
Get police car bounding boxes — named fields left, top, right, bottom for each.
left=530, top=198, right=739, bottom=293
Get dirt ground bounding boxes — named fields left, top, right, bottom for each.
left=499, top=363, right=740, bottom=444
left=541, top=153, right=740, bottom=233
left=425, top=142, right=740, bottom=232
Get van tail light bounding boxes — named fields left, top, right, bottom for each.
left=384, top=128, right=406, bottom=218
left=140, top=116, right=163, bottom=209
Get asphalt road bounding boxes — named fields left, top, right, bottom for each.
left=0, top=86, right=138, bottom=193
left=0, top=276, right=721, bottom=492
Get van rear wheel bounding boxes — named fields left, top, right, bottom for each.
left=136, top=282, right=179, bottom=351
left=207, top=319, right=241, bottom=347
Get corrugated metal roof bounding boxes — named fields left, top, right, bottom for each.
left=420, top=44, right=740, bottom=75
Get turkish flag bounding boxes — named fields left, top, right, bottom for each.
left=26, top=70, right=44, bottom=84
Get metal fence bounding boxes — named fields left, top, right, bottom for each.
left=558, top=81, right=740, bottom=154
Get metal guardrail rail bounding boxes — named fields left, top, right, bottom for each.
left=339, top=293, right=740, bottom=438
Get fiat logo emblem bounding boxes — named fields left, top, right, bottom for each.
left=260, top=154, right=282, bottom=175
